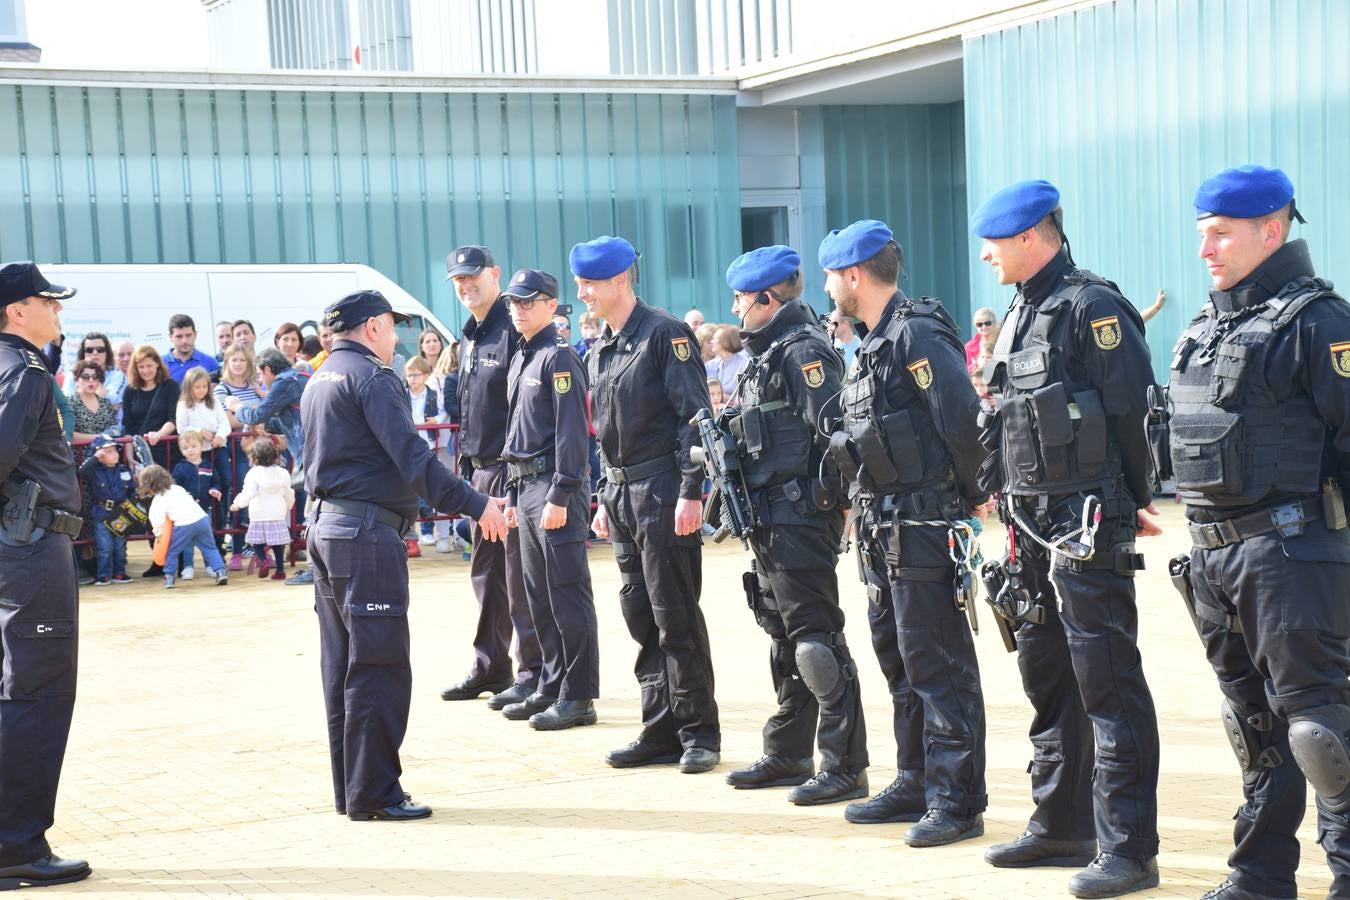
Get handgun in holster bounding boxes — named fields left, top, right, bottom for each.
left=0, top=478, right=41, bottom=544
left=980, top=559, right=1017, bottom=653
left=1168, top=553, right=1198, bottom=631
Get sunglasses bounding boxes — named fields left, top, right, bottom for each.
left=975, top=321, right=994, bottom=328
left=77, top=373, right=101, bottom=381
left=506, top=296, right=544, bottom=310
left=83, top=346, right=108, bottom=354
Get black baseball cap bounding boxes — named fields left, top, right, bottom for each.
left=445, top=245, right=495, bottom=279
left=323, top=290, right=411, bottom=332
left=0, top=262, right=76, bottom=306
left=502, top=268, right=559, bottom=301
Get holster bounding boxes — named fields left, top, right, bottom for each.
left=1169, top=552, right=1200, bottom=632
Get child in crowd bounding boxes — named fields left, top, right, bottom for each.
left=405, top=356, right=452, bottom=553
left=574, top=311, right=600, bottom=359
left=228, top=436, right=295, bottom=580
left=172, top=428, right=227, bottom=578
left=78, top=435, right=135, bottom=585
left=707, top=377, right=726, bottom=416
left=137, top=464, right=228, bottom=588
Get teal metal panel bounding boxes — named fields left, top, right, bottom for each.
left=0, top=83, right=743, bottom=331
left=819, top=102, right=970, bottom=325
left=964, top=0, right=1350, bottom=378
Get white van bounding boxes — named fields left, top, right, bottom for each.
left=42, top=263, right=454, bottom=371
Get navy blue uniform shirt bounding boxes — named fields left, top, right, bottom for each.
left=457, top=297, right=518, bottom=461
left=588, top=299, right=711, bottom=500
left=505, top=323, right=590, bottom=507
left=302, top=339, right=488, bottom=523
left=0, top=332, right=80, bottom=512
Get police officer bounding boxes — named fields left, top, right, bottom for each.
left=500, top=268, right=599, bottom=730
left=1167, top=167, right=1350, bottom=900
left=0, top=262, right=91, bottom=889
left=974, top=181, right=1161, bottom=897
left=440, top=245, right=544, bottom=709
left=577, top=235, right=721, bottom=774
left=303, top=289, right=508, bottom=821
left=719, top=246, right=870, bottom=805
left=821, top=221, right=989, bottom=847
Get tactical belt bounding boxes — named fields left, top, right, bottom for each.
left=35, top=506, right=84, bottom=539
left=316, top=498, right=408, bottom=534
left=1189, top=499, right=1316, bottom=550
left=507, top=454, right=555, bottom=481
left=863, top=486, right=959, bottom=521
left=604, top=454, right=677, bottom=486
left=467, top=456, right=503, bottom=470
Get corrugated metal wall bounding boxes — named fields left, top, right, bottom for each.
left=819, top=102, right=970, bottom=324
left=964, top=0, right=1350, bottom=376
left=0, top=84, right=741, bottom=330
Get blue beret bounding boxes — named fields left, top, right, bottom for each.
left=970, top=180, right=1061, bottom=239
left=726, top=245, right=800, bottom=292
left=818, top=220, right=894, bottom=270
left=1195, top=165, right=1297, bottom=220
left=569, top=236, right=637, bottom=280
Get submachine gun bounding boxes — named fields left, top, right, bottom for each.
left=690, top=407, right=755, bottom=547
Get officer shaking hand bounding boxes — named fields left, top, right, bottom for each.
left=302, top=289, right=505, bottom=825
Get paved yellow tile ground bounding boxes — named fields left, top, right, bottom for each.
left=37, top=501, right=1332, bottom=898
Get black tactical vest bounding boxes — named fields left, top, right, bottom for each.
left=833, top=296, right=956, bottom=497
left=733, top=323, right=824, bottom=491
left=989, top=269, right=1117, bottom=497
left=1167, top=278, right=1334, bottom=510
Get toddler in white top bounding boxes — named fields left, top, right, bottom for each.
left=137, top=465, right=228, bottom=589
left=229, top=436, right=296, bottom=580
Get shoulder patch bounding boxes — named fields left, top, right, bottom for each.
left=553, top=371, right=573, bottom=394
left=670, top=336, right=691, bottom=361
left=1331, top=342, right=1350, bottom=378
left=800, top=359, right=825, bottom=389
left=906, top=357, right=933, bottom=390
left=1091, top=316, right=1121, bottom=351
left=24, top=349, right=46, bottom=371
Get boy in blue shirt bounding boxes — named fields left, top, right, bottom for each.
left=78, top=434, right=136, bottom=585
left=171, top=428, right=225, bottom=579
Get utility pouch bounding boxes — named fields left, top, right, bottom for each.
left=1324, top=479, right=1347, bottom=531
left=854, top=419, right=900, bottom=486
left=1170, top=412, right=1244, bottom=494
left=738, top=406, right=767, bottom=455
left=829, top=432, right=861, bottom=484
left=879, top=409, right=925, bottom=484
left=999, top=398, right=1042, bottom=486
left=1030, top=383, right=1075, bottom=482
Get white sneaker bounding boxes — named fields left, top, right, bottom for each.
left=436, top=536, right=452, bottom=553
left=180, top=567, right=196, bottom=581
left=419, top=533, right=437, bottom=546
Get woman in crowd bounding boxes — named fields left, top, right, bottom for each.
left=706, top=325, right=748, bottom=405
left=122, top=346, right=180, bottom=467
left=273, top=321, right=313, bottom=375
left=215, top=343, right=264, bottom=570
left=432, top=344, right=460, bottom=424
left=965, top=307, right=999, bottom=371
left=70, top=359, right=121, bottom=442
left=65, top=332, right=127, bottom=408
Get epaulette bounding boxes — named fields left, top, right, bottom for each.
left=24, top=349, right=46, bottom=371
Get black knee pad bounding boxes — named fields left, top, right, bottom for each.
left=795, top=633, right=850, bottom=705
left=1288, top=705, right=1350, bottom=812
